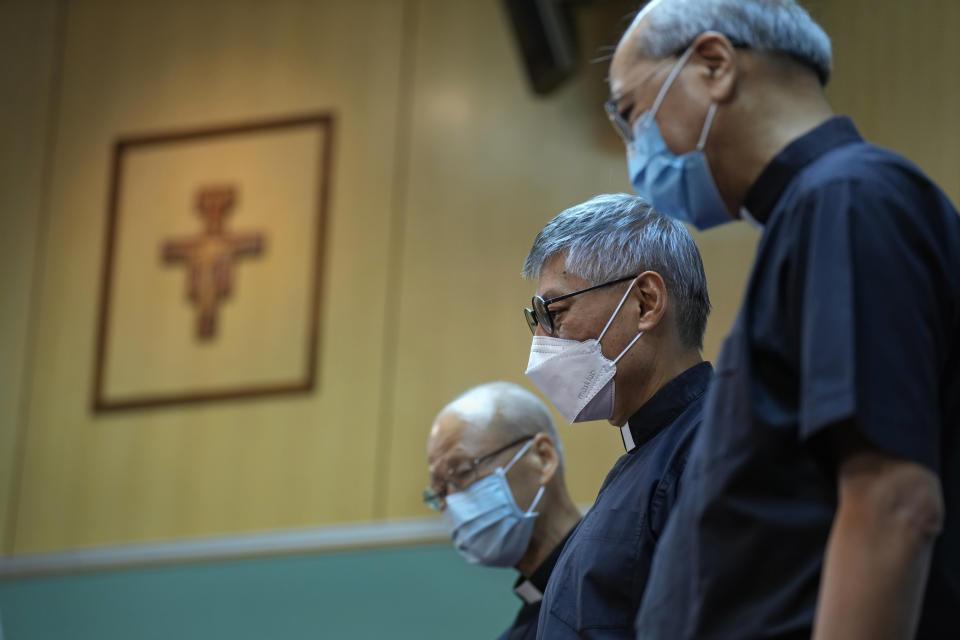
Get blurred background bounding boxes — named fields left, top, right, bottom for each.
left=0, top=0, right=957, bottom=638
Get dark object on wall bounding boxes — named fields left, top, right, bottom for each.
left=502, top=0, right=579, bottom=95
left=162, top=184, right=266, bottom=341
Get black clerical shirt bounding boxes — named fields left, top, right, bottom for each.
left=635, top=117, right=960, bottom=640
left=497, top=527, right=577, bottom=640
left=534, top=362, right=712, bottom=639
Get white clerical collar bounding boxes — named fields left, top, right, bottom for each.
left=514, top=579, right=543, bottom=604
left=740, top=206, right=765, bottom=232
left=620, top=422, right=637, bottom=453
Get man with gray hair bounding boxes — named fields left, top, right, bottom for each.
left=425, top=381, right=581, bottom=640
left=521, top=193, right=712, bottom=638
left=606, top=1, right=960, bottom=639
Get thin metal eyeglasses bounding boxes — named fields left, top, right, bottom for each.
left=602, top=56, right=682, bottom=147
left=423, top=434, right=535, bottom=511
left=604, top=99, right=637, bottom=145
left=603, top=39, right=747, bottom=146
left=602, top=54, right=676, bottom=146
left=524, top=274, right=638, bottom=335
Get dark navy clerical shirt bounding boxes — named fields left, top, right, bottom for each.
left=635, top=117, right=960, bottom=640
left=535, top=362, right=712, bottom=639
left=497, top=526, right=578, bottom=640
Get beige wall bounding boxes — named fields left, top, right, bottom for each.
left=0, top=0, right=61, bottom=554
left=1, top=0, right=956, bottom=555
left=377, top=0, right=759, bottom=519
left=5, top=0, right=409, bottom=553
left=817, top=0, right=960, bottom=206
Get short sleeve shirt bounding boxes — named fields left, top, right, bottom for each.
left=634, top=117, right=960, bottom=640
left=535, top=362, right=712, bottom=639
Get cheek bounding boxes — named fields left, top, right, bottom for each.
left=599, top=324, right=632, bottom=361
left=656, top=80, right=711, bottom=154
left=599, top=306, right=642, bottom=360
left=556, top=305, right=611, bottom=341
left=657, top=108, right=700, bottom=155
left=558, top=320, right=602, bottom=342
left=555, top=323, right=581, bottom=341
left=553, top=313, right=585, bottom=340
left=509, top=468, right=543, bottom=510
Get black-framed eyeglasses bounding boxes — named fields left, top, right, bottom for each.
left=524, top=274, right=637, bottom=335
left=423, top=434, right=535, bottom=511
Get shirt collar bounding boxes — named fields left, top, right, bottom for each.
left=512, top=526, right=578, bottom=604
left=742, top=116, right=863, bottom=224
left=621, top=362, right=713, bottom=453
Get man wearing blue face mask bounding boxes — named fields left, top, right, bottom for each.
left=521, top=193, right=713, bottom=639
left=426, top=382, right=582, bottom=640
left=607, top=1, right=960, bottom=639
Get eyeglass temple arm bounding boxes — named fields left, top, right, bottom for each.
left=472, top=435, right=536, bottom=467
left=542, top=274, right=638, bottom=305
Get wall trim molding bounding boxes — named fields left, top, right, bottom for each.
left=0, top=517, right=448, bottom=579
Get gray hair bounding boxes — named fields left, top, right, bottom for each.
left=442, top=382, right=564, bottom=468
left=522, top=194, right=710, bottom=350
left=629, top=0, right=832, bottom=85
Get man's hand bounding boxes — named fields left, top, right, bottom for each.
left=812, top=447, right=944, bottom=640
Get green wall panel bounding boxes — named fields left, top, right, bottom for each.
left=0, top=545, right=518, bottom=639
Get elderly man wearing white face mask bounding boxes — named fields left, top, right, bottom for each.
left=520, top=193, right=712, bottom=639
left=425, top=381, right=581, bottom=640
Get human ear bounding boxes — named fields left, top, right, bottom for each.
left=532, top=433, right=560, bottom=485
left=690, top=31, right=739, bottom=104
left=634, top=271, right=668, bottom=332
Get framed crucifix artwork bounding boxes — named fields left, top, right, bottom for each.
left=92, top=113, right=334, bottom=411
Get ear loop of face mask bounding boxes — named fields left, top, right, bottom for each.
left=502, top=438, right=545, bottom=515
left=596, top=276, right=644, bottom=365
left=636, top=45, right=718, bottom=154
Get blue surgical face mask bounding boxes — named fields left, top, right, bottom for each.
left=627, top=46, right=733, bottom=230
left=443, top=439, right=545, bottom=568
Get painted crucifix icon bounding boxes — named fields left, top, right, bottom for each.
left=162, top=185, right=265, bottom=340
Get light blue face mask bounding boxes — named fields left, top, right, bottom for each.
left=627, top=46, right=733, bottom=230
left=443, top=439, right=545, bottom=568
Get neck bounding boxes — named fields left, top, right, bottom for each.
left=613, top=343, right=702, bottom=426
left=710, top=68, right=834, bottom=215
left=515, top=484, right=580, bottom=577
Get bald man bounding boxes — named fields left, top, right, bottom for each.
left=425, top=382, right=581, bottom=640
